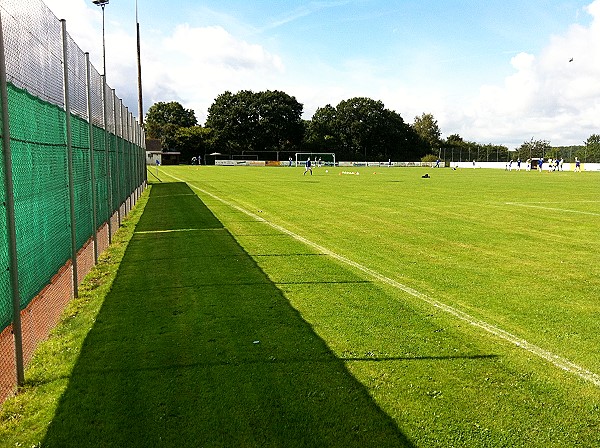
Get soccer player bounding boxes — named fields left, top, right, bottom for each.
left=304, top=157, right=313, bottom=175
left=575, top=157, right=581, bottom=172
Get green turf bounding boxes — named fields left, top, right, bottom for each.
left=33, top=182, right=411, bottom=447
left=2, top=166, right=600, bottom=447
left=156, top=165, right=600, bottom=446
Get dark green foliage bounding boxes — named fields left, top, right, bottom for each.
left=552, top=134, right=600, bottom=162
left=412, top=112, right=441, bottom=152
left=305, top=97, right=423, bottom=161
left=518, top=137, right=551, bottom=160
left=205, top=90, right=304, bottom=156
left=171, top=126, right=213, bottom=164
left=441, top=133, right=509, bottom=162
left=145, top=102, right=198, bottom=150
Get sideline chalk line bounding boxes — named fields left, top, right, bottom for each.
left=160, top=170, right=600, bottom=387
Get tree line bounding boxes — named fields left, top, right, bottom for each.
left=145, top=91, right=600, bottom=163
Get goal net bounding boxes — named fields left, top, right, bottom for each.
left=295, top=152, right=336, bottom=167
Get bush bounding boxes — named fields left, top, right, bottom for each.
left=421, top=154, right=438, bottom=163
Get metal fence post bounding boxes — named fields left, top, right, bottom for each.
left=125, top=107, right=131, bottom=210
left=0, top=8, right=24, bottom=387
left=85, top=53, right=99, bottom=264
left=112, top=91, right=120, bottom=227
left=102, top=75, right=112, bottom=244
left=61, top=20, right=78, bottom=298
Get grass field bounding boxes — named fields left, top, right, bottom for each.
left=1, top=164, right=600, bottom=447
left=157, top=165, right=600, bottom=446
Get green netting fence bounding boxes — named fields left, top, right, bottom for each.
left=0, top=0, right=146, bottom=401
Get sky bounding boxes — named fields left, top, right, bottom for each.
left=44, top=0, right=600, bottom=148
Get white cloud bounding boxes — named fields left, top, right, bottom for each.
left=42, top=0, right=600, bottom=146
left=42, top=0, right=285, bottom=122
left=145, top=24, right=285, bottom=122
left=452, top=0, right=600, bottom=146
left=43, top=0, right=99, bottom=52
left=43, top=0, right=140, bottom=110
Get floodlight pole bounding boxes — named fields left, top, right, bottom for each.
left=92, top=0, right=109, bottom=78
left=136, top=0, right=143, bottom=125
left=93, top=0, right=113, bottom=243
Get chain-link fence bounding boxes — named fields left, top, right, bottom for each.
left=0, top=0, right=146, bottom=402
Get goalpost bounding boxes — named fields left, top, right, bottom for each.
left=295, top=152, right=336, bottom=167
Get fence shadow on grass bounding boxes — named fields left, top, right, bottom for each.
left=43, top=182, right=415, bottom=447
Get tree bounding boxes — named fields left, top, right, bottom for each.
left=171, top=126, right=213, bottom=163
left=444, top=133, right=466, bottom=161
left=412, top=113, right=441, bottom=153
left=205, top=90, right=304, bottom=156
left=306, top=97, right=422, bottom=161
left=583, top=134, right=600, bottom=162
left=336, top=97, right=387, bottom=160
left=305, top=105, right=339, bottom=152
left=145, top=101, right=197, bottom=150
left=518, top=138, right=551, bottom=160
left=254, top=90, right=304, bottom=152
left=446, top=134, right=464, bottom=146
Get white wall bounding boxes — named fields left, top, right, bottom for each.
left=450, top=161, right=600, bottom=171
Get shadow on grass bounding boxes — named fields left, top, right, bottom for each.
left=43, top=183, right=415, bottom=447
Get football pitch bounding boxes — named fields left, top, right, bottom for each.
left=156, top=164, right=600, bottom=446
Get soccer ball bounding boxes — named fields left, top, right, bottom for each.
left=326, top=170, right=328, bottom=173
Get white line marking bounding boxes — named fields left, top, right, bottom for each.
left=160, top=170, right=600, bottom=387
left=135, top=228, right=224, bottom=235
left=506, top=202, right=600, bottom=216
left=151, top=193, right=198, bottom=198
left=510, top=200, right=600, bottom=204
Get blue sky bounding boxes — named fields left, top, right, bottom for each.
left=46, top=0, right=600, bottom=147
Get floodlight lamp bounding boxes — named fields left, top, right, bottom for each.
left=92, top=0, right=109, bottom=7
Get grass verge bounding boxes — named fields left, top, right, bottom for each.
left=3, top=182, right=415, bottom=447
left=0, top=187, right=150, bottom=447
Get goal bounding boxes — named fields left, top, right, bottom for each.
left=295, top=152, right=336, bottom=167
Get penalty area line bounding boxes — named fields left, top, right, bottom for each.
left=160, top=169, right=600, bottom=388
